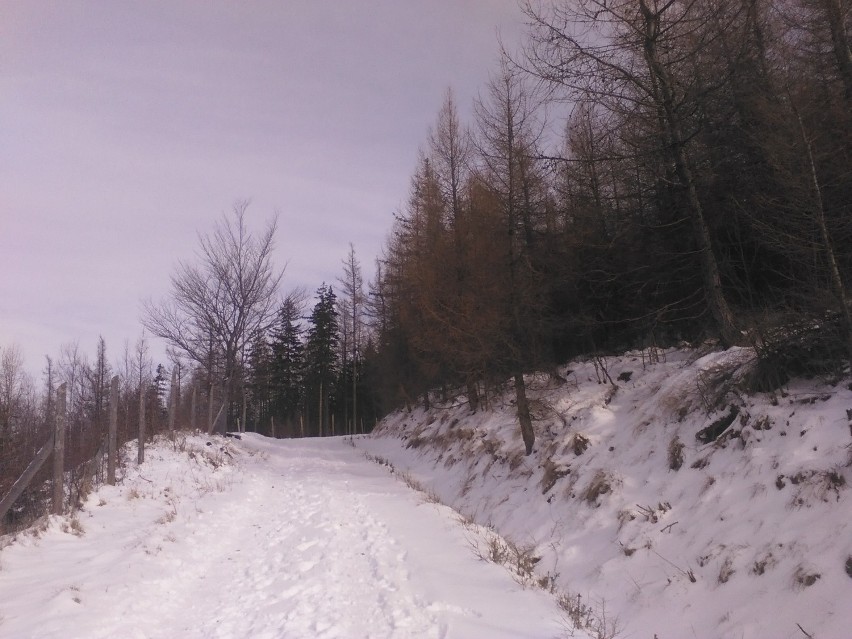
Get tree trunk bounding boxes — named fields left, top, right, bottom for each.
left=795, top=107, right=852, bottom=367
left=138, top=385, right=145, bottom=464
left=821, top=0, right=852, bottom=105
left=514, top=372, right=535, bottom=455
left=640, top=0, right=740, bottom=347
left=52, top=383, right=67, bottom=514
left=108, top=375, right=118, bottom=485
left=466, top=378, right=480, bottom=413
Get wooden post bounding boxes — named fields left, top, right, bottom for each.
left=190, top=382, right=197, bottom=431
left=241, top=388, right=247, bottom=433
left=167, top=367, right=177, bottom=437
left=138, top=385, right=145, bottom=465
left=108, top=375, right=118, bottom=485
left=270, top=415, right=275, bottom=439
left=318, top=381, right=323, bottom=437
left=209, top=401, right=225, bottom=435
left=207, top=383, right=214, bottom=432
left=52, top=383, right=66, bottom=515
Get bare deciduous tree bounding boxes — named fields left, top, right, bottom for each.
left=143, top=201, right=283, bottom=432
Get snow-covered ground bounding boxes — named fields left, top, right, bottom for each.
left=0, top=434, right=566, bottom=639
left=358, top=346, right=852, bottom=639
left=2, top=347, right=850, bottom=639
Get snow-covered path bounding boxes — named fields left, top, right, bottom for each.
left=0, top=435, right=565, bottom=639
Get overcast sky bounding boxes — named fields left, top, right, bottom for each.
left=0, top=1, right=527, bottom=375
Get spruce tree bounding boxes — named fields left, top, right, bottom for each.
left=303, top=284, right=339, bottom=437
left=269, top=297, right=305, bottom=437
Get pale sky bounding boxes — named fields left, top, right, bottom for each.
left=0, top=1, right=526, bottom=375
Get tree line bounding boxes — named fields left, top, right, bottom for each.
left=364, top=0, right=851, bottom=453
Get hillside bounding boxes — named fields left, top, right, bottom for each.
left=357, top=346, right=852, bottom=639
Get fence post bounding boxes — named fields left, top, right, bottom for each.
left=190, top=382, right=197, bottom=431
left=207, top=383, right=214, bottom=432
left=138, top=385, right=145, bottom=465
left=108, top=375, right=118, bottom=485
left=168, top=367, right=177, bottom=438
left=52, top=383, right=66, bottom=515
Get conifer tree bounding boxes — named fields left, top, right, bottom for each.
left=303, top=284, right=339, bottom=436
left=269, top=294, right=305, bottom=436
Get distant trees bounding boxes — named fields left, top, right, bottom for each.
left=0, top=345, right=34, bottom=452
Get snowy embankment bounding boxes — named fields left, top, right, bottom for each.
left=0, top=433, right=565, bottom=639
left=358, top=346, right=852, bottom=639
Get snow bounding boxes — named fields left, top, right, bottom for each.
left=0, top=434, right=566, bottom=639
left=2, top=346, right=850, bottom=639
left=358, top=346, right=852, bottom=639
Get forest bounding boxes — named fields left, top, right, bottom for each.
left=363, top=0, right=852, bottom=453
left=1, top=0, right=850, bottom=527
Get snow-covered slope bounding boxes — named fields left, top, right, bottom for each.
left=358, top=346, right=852, bottom=639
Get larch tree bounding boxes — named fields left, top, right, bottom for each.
left=472, top=58, right=550, bottom=455
left=338, top=244, right=364, bottom=434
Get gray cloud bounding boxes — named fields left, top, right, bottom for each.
left=0, top=0, right=525, bottom=373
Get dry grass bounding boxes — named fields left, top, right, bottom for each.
left=582, top=470, right=615, bottom=505
left=541, top=460, right=570, bottom=495
left=557, top=593, right=622, bottom=639
left=61, top=516, right=85, bottom=537
left=668, top=436, right=685, bottom=471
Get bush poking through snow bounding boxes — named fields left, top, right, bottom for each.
left=845, top=556, right=852, bottom=579
left=557, top=593, right=621, bottom=639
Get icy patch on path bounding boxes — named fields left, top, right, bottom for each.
left=0, top=434, right=564, bottom=639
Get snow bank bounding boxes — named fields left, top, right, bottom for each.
left=358, top=346, right=852, bottom=639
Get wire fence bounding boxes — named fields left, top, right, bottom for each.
left=0, top=374, right=196, bottom=536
